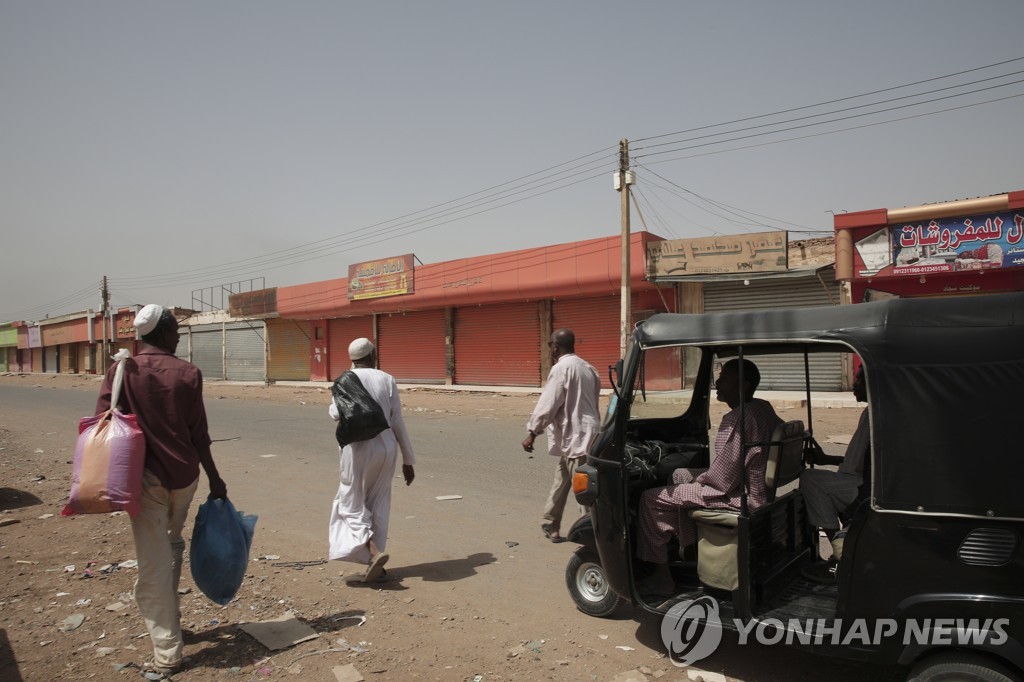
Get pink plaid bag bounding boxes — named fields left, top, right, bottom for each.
left=61, top=351, right=145, bottom=518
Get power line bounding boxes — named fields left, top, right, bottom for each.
left=640, top=165, right=825, bottom=234
left=635, top=182, right=723, bottom=237
left=633, top=77, right=1024, bottom=161
left=112, top=150, right=618, bottom=285
left=632, top=55, right=1024, bottom=144
left=110, top=168, right=613, bottom=292
left=633, top=68, right=1024, bottom=155
left=639, top=90, right=1024, bottom=166
left=631, top=185, right=680, bottom=239
left=0, top=281, right=103, bottom=322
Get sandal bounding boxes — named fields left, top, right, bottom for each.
left=363, top=552, right=389, bottom=582
left=542, top=522, right=566, bottom=543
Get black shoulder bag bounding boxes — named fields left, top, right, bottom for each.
left=331, top=371, right=390, bottom=448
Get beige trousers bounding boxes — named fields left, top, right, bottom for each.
left=131, top=469, right=198, bottom=670
left=542, top=456, right=584, bottom=528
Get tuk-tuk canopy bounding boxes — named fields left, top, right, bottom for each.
left=635, top=292, right=1024, bottom=519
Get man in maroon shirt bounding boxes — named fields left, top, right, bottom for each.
left=97, top=304, right=226, bottom=678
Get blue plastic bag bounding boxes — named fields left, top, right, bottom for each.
left=189, top=496, right=257, bottom=606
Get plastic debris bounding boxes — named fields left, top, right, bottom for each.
left=435, top=495, right=463, bottom=501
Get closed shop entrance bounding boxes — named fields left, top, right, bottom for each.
left=378, top=309, right=447, bottom=383
left=44, top=345, right=58, bottom=373
left=267, top=319, right=311, bottom=381
left=704, top=269, right=843, bottom=390
left=190, top=326, right=224, bottom=380
left=225, top=322, right=266, bottom=381
left=327, top=317, right=374, bottom=381
left=455, top=302, right=540, bottom=386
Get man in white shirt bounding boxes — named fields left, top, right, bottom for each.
left=522, top=329, right=601, bottom=543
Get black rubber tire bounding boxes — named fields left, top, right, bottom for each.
left=907, top=651, right=1019, bottom=682
left=565, top=546, right=622, bottom=618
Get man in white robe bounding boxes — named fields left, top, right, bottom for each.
left=328, top=338, right=415, bottom=581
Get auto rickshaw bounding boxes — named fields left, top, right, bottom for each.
left=566, top=291, right=1024, bottom=681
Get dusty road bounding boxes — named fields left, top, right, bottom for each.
left=0, top=373, right=897, bottom=681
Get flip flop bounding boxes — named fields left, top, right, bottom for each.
left=363, top=552, right=389, bottom=582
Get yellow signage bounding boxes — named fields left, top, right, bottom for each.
left=348, top=254, right=415, bottom=301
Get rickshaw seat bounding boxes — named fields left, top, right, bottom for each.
left=686, top=420, right=807, bottom=591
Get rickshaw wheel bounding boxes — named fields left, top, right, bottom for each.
left=565, top=546, right=622, bottom=617
left=907, top=651, right=1017, bottom=682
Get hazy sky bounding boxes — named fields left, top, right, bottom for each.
left=3, top=2, right=1022, bottom=321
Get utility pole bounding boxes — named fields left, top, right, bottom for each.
left=617, top=139, right=632, bottom=357
left=100, top=276, right=110, bottom=373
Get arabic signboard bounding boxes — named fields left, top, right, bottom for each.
left=27, top=326, right=41, bottom=348
left=646, top=231, right=789, bottom=278
left=347, top=254, right=415, bottom=301
left=229, top=288, right=278, bottom=317
left=115, top=311, right=137, bottom=339
left=852, top=211, right=1024, bottom=279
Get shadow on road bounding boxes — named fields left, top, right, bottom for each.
left=0, top=629, right=24, bottom=682
left=0, top=488, right=42, bottom=512
left=344, top=552, right=498, bottom=591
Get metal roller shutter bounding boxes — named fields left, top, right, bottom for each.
left=175, top=329, right=190, bottom=361
left=704, top=270, right=843, bottom=391
left=267, top=319, right=311, bottom=381
left=378, top=309, right=447, bottom=383
left=225, top=322, right=266, bottom=381
left=44, top=346, right=58, bottom=373
left=554, top=293, right=680, bottom=389
left=327, top=317, right=374, bottom=380
left=31, top=348, right=43, bottom=372
left=191, top=327, right=224, bottom=381
left=553, top=295, right=622, bottom=389
left=455, top=302, right=540, bottom=386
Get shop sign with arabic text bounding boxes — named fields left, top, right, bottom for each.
left=347, top=254, right=415, bottom=300
left=647, top=231, right=788, bottom=278
left=853, top=212, right=1024, bottom=279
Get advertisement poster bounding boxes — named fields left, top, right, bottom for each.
left=887, top=211, right=1024, bottom=276
left=347, top=254, right=415, bottom=301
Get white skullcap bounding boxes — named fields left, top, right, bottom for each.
left=348, top=337, right=375, bottom=360
left=134, top=304, right=165, bottom=336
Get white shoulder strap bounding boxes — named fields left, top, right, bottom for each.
left=110, top=348, right=132, bottom=409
